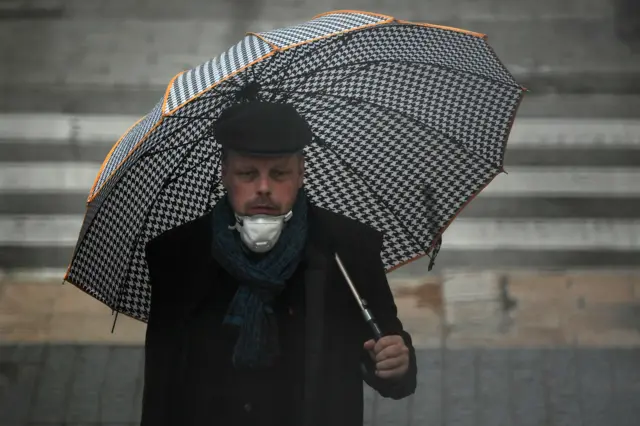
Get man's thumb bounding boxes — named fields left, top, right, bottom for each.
left=363, top=339, right=376, bottom=350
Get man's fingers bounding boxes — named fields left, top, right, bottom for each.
left=363, top=339, right=377, bottom=361
left=376, top=335, right=402, bottom=347
left=375, top=368, right=404, bottom=380
left=374, top=343, right=408, bottom=362
left=372, top=336, right=403, bottom=354
left=363, top=339, right=376, bottom=350
left=365, top=336, right=409, bottom=368
left=375, top=356, right=406, bottom=372
left=363, top=336, right=411, bottom=380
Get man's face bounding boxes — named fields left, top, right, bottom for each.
left=221, top=151, right=304, bottom=216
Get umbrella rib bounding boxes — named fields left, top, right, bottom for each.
left=297, top=100, right=354, bottom=117
left=137, top=135, right=208, bottom=158
left=216, top=74, right=244, bottom=90
left=267, top=50, right=302, bottom=102
left=165, top=115, right=216, bottom=120
left=313, top=136, right=431, bottom=257
left=74, top=109, right=219, bottom=268
left=168, top=87, right=237, bottom=111
left=195, top=81, right=239, bottom=97
left=271, top=34, right=354, bottom=103
left=71, top=115, right=217, bottom=316
left=166, top=146, right=220, bottom=185
left=111, top=125, right=217, bottom=314
left=103, top=114, right=217, bottom=192
left=260, top=87, right=499, bottom=170
left=237, top=58, right=273, bottom=104
left=171, top=63, right=371, bottom=120
left=259, top=58, right=520, bottom=93
left=206, top=157, right=224, bottom=209
left=138, top=126, right=220, bottom=190
left=271, top=63, right=373, bottom=105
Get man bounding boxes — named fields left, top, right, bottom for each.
left=141, top=101, right=417, bottom=426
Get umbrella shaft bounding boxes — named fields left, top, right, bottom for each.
left=334, top=253, right=382, bottom=340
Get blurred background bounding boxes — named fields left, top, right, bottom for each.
left=0, top=0, right=639, bottom=425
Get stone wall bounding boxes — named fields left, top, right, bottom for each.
left=2, top=272, right=640, bottom=425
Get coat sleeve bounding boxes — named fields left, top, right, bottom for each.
left=359, top=235, right=418, bottom=400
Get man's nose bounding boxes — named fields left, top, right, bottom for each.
left=256, top=175, right=271, bottom=194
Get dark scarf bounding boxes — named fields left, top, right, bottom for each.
left=211, top=190, right=308, bottom=369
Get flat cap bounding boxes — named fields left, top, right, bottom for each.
left=214, top=101, right=313, bottom=156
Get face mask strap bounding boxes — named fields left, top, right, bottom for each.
left=233, top=210, right=293, bottom=226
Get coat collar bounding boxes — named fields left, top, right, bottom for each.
left=167, top=203, right=336, bottom=273
left=158, top=202, right=335, bottom=318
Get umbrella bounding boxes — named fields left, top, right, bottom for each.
left=63, top=10, right=526, bottom=322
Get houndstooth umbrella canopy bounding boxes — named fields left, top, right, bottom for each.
left=63, top=10, right=526, bottom=322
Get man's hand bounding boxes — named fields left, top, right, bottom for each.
left=363, top=335, right=410, bottom=380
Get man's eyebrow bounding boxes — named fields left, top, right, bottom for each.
left=271, top=160, right=295, bottom=168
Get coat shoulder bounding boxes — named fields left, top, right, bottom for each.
left=145, top=210, right=214, bottom=262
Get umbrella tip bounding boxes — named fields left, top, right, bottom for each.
left=111, top=312, right=119, bottom=334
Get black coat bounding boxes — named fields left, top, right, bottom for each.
left=140, top=204, right=418, bottom=426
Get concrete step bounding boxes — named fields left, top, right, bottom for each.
left=1, top=17, right=637, bottom=92
left=2, top=341, right=639, bottom=425
left=2, top=85, right=640, bottom=118
left=7, top=0, right=618, bottom=21
left=1, top=269, right=640, bottom=424
left=1, top=114, right=640, bottom=272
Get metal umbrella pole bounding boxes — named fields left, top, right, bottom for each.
left=334, top=253, right=383, bottom=341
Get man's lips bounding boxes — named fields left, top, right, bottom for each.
left=247, top=206, right=278, bottom=214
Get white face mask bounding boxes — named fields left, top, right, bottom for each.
left=229, top=211, right=293, bottom=253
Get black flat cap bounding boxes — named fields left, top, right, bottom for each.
left=214, top=101, right=313, bottom=156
